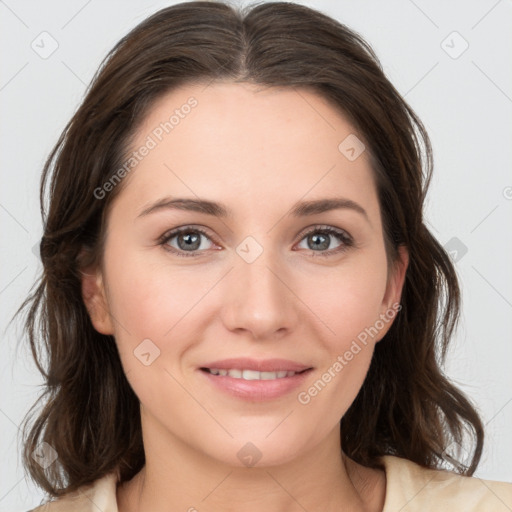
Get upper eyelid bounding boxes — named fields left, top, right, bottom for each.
left=160, top=225, right=216, bottom=243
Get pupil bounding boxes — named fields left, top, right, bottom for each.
left=311, top=233, right=328, bottom=250
left=179, top=232, right=200, bottom=250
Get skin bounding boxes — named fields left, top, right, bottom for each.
left=82, top=81, right=409, bottom=512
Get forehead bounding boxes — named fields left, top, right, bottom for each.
left=133, top=80, right=361, bottom=160
left=118, top=81, right=379, bottom=222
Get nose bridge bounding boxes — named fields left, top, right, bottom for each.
left=222, top=239, right=297, bottom=338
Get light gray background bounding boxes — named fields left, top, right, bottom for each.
left=1, top=0, right=511, bottom=510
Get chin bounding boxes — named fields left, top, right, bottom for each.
left=203, top=429, right=315, bottom=469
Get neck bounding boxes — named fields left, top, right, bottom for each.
left=116, top=411, right=385, bottom=512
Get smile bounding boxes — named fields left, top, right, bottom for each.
left=201, top=368, right=307, bottom=379
left=199, top=366, right=313, bottom=401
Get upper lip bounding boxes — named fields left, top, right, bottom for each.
left=199, top=358, right=313, bottom=373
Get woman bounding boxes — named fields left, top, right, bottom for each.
left=18, top=1, right=512, bottom=511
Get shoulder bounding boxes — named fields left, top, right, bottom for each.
left=26, top=457, right=512, bottom=512
left=28, top=471, right=119, bottom=512
left=380, top=455, right=512, bottom=512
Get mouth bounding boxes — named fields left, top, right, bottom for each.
left=197, top=358, right=314, bottom=401
left=200, top=367, right=311, bottom=380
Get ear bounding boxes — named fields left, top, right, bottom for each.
left=80, top=265, right=114, bottom=335
left=376, top=244, right=409, bottom=341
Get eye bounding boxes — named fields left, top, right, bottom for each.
left=295, top=226, right=354, bottom=257
left=159, top=226, right=218, bottom=258
left=159, top=225, right=354, bottom=258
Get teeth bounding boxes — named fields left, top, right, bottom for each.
left=206, top=368, right=300, bottom=380
left=243, top=369, right=261, bottom=380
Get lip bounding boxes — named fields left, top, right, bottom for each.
left=198, top=358, right=314, bottom=401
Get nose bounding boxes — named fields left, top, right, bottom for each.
left=220, top=246, right=299, bottom=340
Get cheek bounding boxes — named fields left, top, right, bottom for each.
left=102, top=249, right=190, bottom=366
left=309, top=256, right=389, bottom=347
left=106, top=246, right=210, bottom=335
left=103, top=255, right=203, bottom=404
left=295, top=271, right=387, bottom=422
left=103, top=247, right=231, bottom=390
left=296, top=251, right=389, bottom=406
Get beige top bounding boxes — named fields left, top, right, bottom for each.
left=28, top=455, right=512, bottom=511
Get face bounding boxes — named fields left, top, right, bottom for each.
left=82, top=81, right=408, bottom=468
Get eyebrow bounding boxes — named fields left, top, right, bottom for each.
left=137, top=196, right=369, bottom=222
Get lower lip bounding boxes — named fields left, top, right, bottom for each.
left=198, top=369, right=313, bottom=401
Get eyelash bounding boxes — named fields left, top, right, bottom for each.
left=158, top=225, right=354, bottom=259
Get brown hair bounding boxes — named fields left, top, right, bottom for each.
left=16, top=0, right=484, bottom=498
